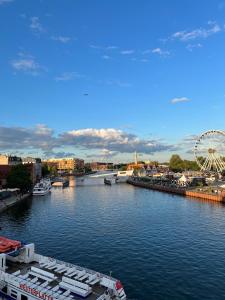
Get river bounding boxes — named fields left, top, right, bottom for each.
left=1, top=176, right=225, bottom=299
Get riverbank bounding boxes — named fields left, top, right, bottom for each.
left=127, top=178, right=225, bottom=202
left=0, top=192, right=31, bottom=213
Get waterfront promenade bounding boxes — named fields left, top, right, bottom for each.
left=128, top=177, right=225, bottom=202
left=0, top=192, right=31, bottom=213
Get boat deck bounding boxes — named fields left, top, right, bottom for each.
left=5, top=259, right=110, bottom=300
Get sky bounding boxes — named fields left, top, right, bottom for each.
left=1, top=0, right=225, bottom=162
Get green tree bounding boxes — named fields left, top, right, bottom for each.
left=183, top=160, right=199, bottom=171
left=169, top=155, right=200, bottom=172
left=169, top=154, right=184, bottom=172
left=7, top=164, right=32, bottom=193
left=42, top=164, right=50, bottom=177
left=119, top=165, right=127, bottom=171
left=48, top=165, right=58, bottom=176
left=84, top=164, right=92, bottom=173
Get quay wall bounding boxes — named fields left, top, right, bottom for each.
left=0, top=193, right=31, bottom=213
left=127, top=179, right=225, bottom=202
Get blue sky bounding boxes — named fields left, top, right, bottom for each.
left=1, top=0, right=225, bottom=162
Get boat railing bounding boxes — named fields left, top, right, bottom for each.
left=0, top=270, right=18, bottom=288
left=39, top=256, right=117, bottom=283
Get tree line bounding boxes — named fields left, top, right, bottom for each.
left=169, top=154, right=200, bottom=172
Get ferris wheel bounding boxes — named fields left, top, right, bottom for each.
left=194, top=130, right=225, bottom=173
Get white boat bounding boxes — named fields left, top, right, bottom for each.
left=0, top=236, right=126, bottom=300
left=32, top=181, right=50, bottom=196
left=52, top=178, right=69, bottom=188
left=41, top=178, right=52, bottom=191
left=116, top=170, right=134, bottom=183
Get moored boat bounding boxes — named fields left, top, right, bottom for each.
left=52, top=178, right=69, bottom=188
left=32, top=181, right=50, bottom=196
left=116, top=170, right=134, bottom=183
left=104, top=178, right=112, bottom=185
left=0, top=236, right=126, bottom=300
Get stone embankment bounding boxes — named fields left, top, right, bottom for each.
left=0, top=193, right=31, bottom=213
left=127, top=178, right=225, bottom=202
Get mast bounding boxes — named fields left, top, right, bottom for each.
left=134, top=151, right=138, bottom=165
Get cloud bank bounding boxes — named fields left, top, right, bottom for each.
left=0, top=125, right=177, bottom=158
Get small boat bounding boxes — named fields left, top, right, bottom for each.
left=41, top=178, right=52, bottom=190
left=32, top=181, right=50, bottom=196
left=104, top=178, right=112, bottom=185
left=0, top=236, right=127, bottom=300
left=52, top=178, right=69, bottom=188
left=116, top=170, right=134, bottom=183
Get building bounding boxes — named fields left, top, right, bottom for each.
left=0, top=155, right=22, bottom=165
left=0, top=165, right=12, bottom=187
left=89, top=162, right=113, bottom=171
left=22, top=157, right=42, bottom=183
left=0, top=163, right=39, bottom=187
left=43, top=158, right=85, bottom=173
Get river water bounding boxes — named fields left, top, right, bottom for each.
left=1, top=176, right=225, bottom=299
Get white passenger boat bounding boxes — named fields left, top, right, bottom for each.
left=41, top=178, right=52, bottom=191
left=32, top=181, right=50, bottom=196
left=116, top=170, right=134, bottom=183
left=0, top=236, right=126, bottom=300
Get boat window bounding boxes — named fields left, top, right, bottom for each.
left=21, top=294, right=28, bottom=300
left=2, top=286, right=7, bottom=293
left=11, top=289, right=17, bottom=299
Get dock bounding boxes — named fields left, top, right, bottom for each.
left=127, top=178, right=225, bottom=203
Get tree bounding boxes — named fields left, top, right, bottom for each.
left=42, top=164, right=50, bottom=177
left=7, top=164, right=32, bottom=193
left=169, top=155, right=200, bottom=172
left=84, top=164, right=92, bottom=173
left=169, top=154, right=184, bottom=172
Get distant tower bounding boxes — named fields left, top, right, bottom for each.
left=134, top=151, right=138, bottom=165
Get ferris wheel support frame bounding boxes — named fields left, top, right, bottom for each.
left=194, top=130, right=225, bottom=174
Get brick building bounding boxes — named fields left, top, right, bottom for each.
left=89, top=162, right=113, bottom=171
left=43, top=158, right=85, bottom=173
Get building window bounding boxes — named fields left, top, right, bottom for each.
left=11, top=289, right=17, bottom=299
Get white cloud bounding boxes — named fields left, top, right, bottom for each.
left=55, top=72, right=84, bottom=81
left=89, top=44, right=101, bottom=49
left=11, top=53, right=44, bottom=75
left=152, top=48, right=170, bottom=56
left=0, top=126, right=177, bottom=156
left=106, top=46, right=118, bottom=50
left=172, top=23, right=221, bottom=42
left=60, top=128, right=176, bottom=154
left=102, top=55, right=111, bottom=60
left=120, top=50, right=135, bottom=55
left=171, top=97, right=190, bottom=104
left=186, top=43, right=202, bottom=51
left=30, top=17, right=45, bottom=33
left=89, top=45, right=118, bottom=50
left=51, top=36, right=72, bottom=43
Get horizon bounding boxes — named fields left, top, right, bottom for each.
left=1, top=0, right=225, bottom=162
